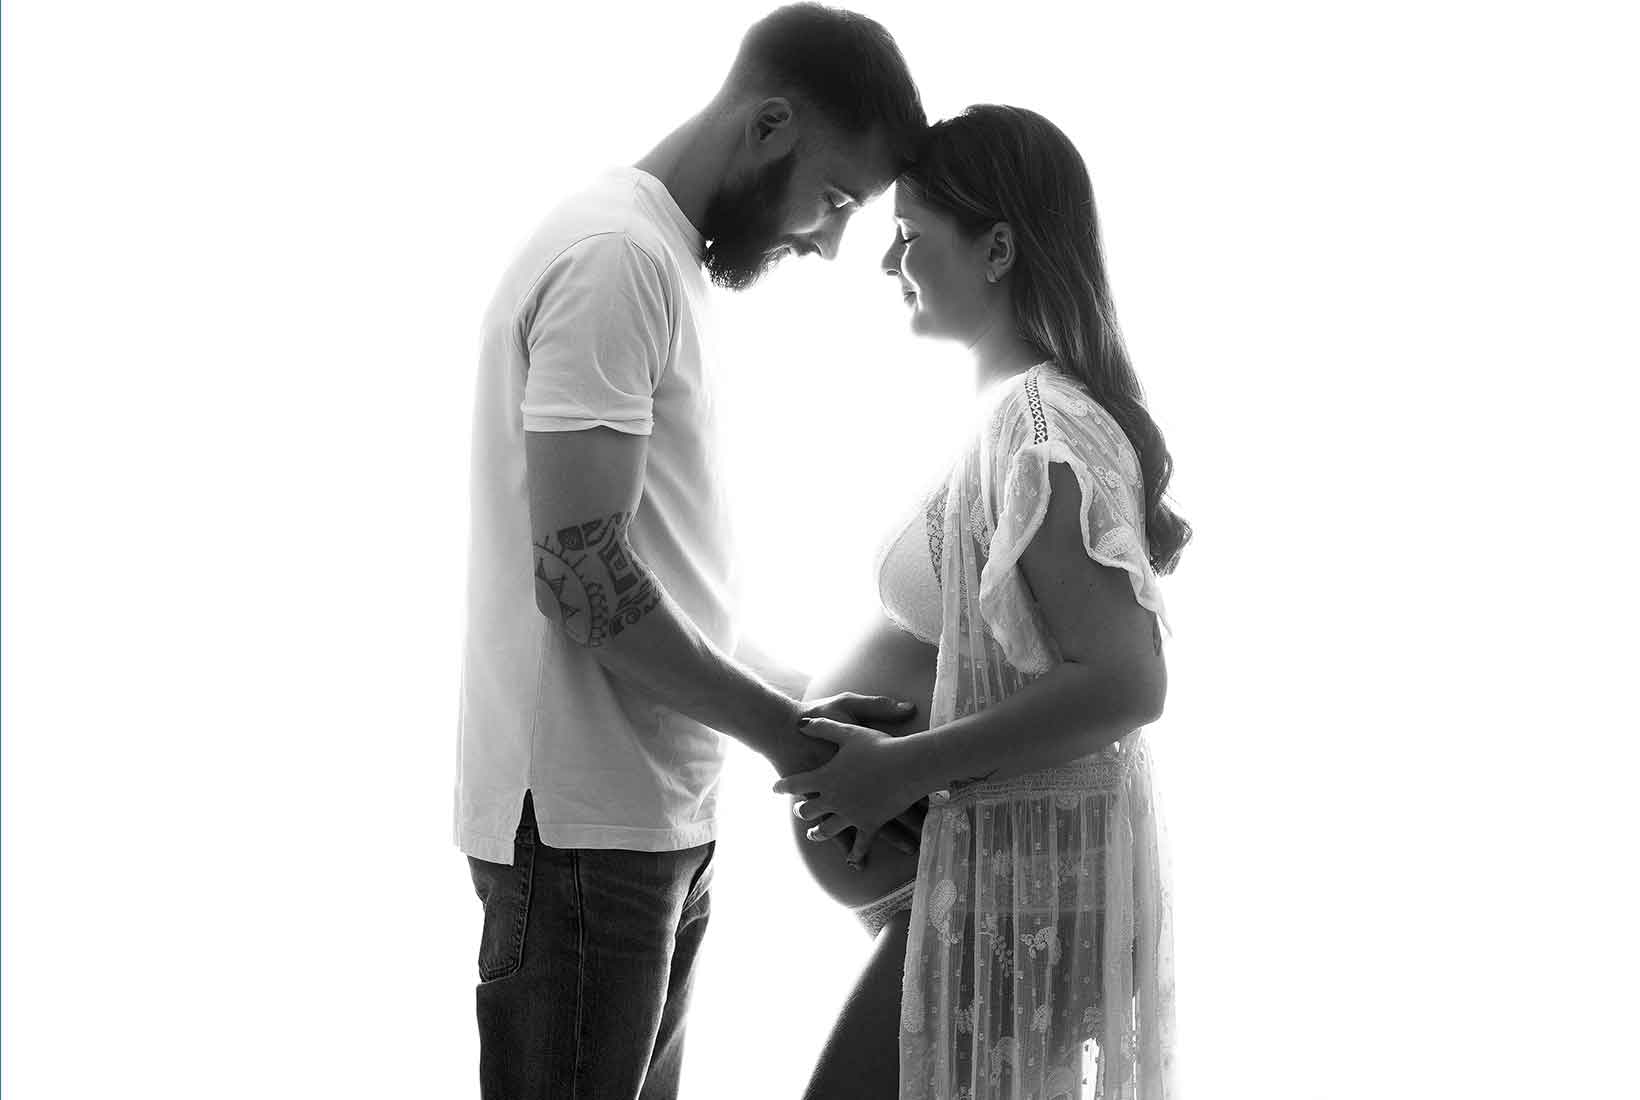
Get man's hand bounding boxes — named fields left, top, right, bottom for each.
left=806, top=690, right=918, bottom=729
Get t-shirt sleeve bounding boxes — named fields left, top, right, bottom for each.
left=520, top=233, right=670, bottom=435
left=977, top=371, right=1170, bottom=673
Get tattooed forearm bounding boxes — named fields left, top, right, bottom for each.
left=533, top=511, right=662, bottom=647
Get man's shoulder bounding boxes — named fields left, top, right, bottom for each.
left=526, top=171, right=675, bottom=276
left=484, top=172, right=691, bottom=324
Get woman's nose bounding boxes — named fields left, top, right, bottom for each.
left=880, top=242, right=901, bottom=276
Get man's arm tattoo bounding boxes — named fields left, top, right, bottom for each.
left=533, top=511, right=662, bottom=647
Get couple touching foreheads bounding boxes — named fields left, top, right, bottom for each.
left=454, top=5, right=1188, bottom=1098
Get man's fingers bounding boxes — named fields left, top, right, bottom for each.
left=839, top=693, right=917, bottom=723
left=794, top=717, right=851, bottom=746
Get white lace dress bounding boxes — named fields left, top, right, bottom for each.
left=885, top=364, right=1176, bottom=1100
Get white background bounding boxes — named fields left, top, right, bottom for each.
left=4, top=1, right=1638, bottom=1097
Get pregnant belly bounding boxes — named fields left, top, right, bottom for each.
left=794, top=613, right=937, bottom=908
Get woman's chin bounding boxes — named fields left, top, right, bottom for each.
left=906, top=310, right=962, bottom=343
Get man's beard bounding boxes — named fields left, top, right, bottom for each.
left=700, top=151, right=798, bottom=291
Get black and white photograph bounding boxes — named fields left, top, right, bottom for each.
left=2, top=2, right=1635, bottom=1097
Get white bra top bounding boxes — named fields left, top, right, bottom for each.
left=876, top=488, right=946, bottom=646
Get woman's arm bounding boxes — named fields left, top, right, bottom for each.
left=776, top=462, right=1166, bottom=859
left=903, top=460, right=1165, bottom=787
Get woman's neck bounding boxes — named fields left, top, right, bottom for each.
left=965, top=293, right=1044, bottom=391
left=972, top=327, right=1045, bottom=393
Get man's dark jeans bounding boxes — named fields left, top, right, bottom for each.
left=467, top=793, right=715, bottom=1100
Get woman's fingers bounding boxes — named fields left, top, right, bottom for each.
left=805, top=815, right=851, bottom=843
left=882, top=809, right=924, bottom=848
left=806, top=812, right=913, bottom=863
left=772, top=769, right=820, bottom=796
left=791, top=797, right=831, bottom=822
left=876, top=819, right=918, bottom=856
left=847, top=826, right=878, bottom=869
left=895, top=802, right=929, bottom=835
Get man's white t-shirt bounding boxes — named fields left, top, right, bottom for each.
left=455, top=167, right=735, bottom=864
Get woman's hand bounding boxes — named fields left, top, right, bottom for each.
left=764, top=692, right=916, bottom=780
left=791, top=792, right=930, bottom=865
left=772, top=717, right=932, bottom=868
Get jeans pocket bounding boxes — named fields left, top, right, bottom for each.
left=682, top=841, right=716, bottom=912
left=468, top=841, right=534, bottom=982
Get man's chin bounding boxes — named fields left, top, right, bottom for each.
left=705, top=245, right=789, bottom=292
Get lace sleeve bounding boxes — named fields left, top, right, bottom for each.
left=977, top=368, right=1170, bottom=674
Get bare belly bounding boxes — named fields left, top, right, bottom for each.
left=795, top=614, right=937, bottom=908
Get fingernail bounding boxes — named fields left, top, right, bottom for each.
left=797, top=717, right=813, bottom=729
left=847, top=860, right=860, bottom=871
left=898, top=700, right=913, bottom=709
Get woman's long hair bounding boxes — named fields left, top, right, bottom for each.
left=901, top=105, right=1191, bottom=574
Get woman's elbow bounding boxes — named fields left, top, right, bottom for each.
left=1128, top=658, right=1168, bottom=728
left=1071, top=655, right=1166, bottom=730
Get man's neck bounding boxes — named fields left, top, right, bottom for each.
left=634, top=111, right=733, bottom=234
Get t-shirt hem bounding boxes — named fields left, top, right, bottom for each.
left=455, top=820, right=718, bottom=862
left=521, top=413, right=654, bottom=435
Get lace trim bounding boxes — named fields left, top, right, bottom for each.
left=880, top=600, right=942, bottom=647
left=923, top=486, right=946, bottom=585
left=1024, top=369, right=1050, bottom=444
left=851, top=878, right=917, bottom=937
left=938, top=750, right=1140, bottom=804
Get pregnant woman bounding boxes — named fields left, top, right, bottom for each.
left=776, top=106, right=1189, bottom=1099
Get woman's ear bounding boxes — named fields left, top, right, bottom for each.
left=984, top=222, right=1016, bottom=284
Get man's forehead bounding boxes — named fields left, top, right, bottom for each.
left=832, top=174, right=894, bottom=207
left=815, top=129, right=902, bottom=202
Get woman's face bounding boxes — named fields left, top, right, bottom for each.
left=880, top=184, right=994, bottom=342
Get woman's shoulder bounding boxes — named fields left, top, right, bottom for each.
left=986, top=364, right=1140, bottom=481
left=1036, top=362, right=1119, bottom=422
left=987, top=362, right=1106, bottom=440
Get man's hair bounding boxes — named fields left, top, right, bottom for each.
left=724, top=4, right=925, bottom=163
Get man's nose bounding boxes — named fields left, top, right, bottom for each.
left=811, top=226, right=846, bottom=262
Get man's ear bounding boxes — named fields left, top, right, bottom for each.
left=985, top=222, right=1017, bottom=284
left=748, top=97, right=796, bottom=153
